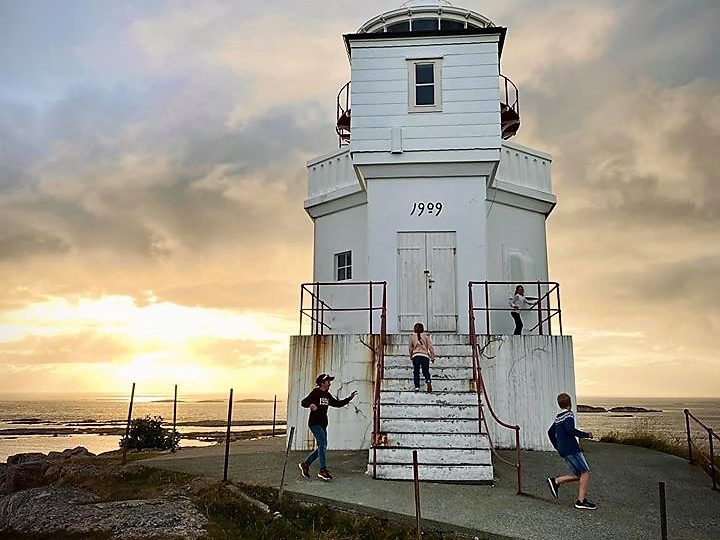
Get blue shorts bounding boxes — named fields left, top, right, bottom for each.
left=564, top=452, right=590, bottom=476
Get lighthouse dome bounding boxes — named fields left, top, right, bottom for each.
left=358, top=0, right=494, bottom=34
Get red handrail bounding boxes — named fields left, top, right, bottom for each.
left=372, top=288, right=387, bottom=478
left=684, top=409, right=719, bottom=490
left=299, top=281, right=386, bottom=335
left=469, top=283, right=523, bottom=494
left=471, top=280, right=563, bottom=335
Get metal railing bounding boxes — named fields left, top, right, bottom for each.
left=336, top=81, right=351, bottom=147
left=470, top=280, right=563, bottom=335
left=299, top=281, right=386, bottom=335
left=468, top=282, right=522, bottom=494
left=500, top=74, right=520, bottom=140
left=684, top=409, right=719, bottom=490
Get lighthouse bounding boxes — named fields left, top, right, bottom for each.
left=288, top=1, right=576, bottom=483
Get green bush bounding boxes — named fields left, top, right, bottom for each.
left=119, top=415, right=180, bottom=451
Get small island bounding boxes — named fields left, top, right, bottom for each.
left=576, top=405, right=662, bottom=413
left=577, top=405, right=607, bottom=413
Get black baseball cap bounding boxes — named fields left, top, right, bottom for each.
left=315, top=373, right=335, bottom=385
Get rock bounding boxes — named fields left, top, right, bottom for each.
left=0, top=486, right=208, bottom=539
left=48, top=446, right=95, bottom=460
left=577, top=405, right=607, bottom=413
left=3, top=459, right=48, bottom=493
left=6, top=452, right=46, bottom=465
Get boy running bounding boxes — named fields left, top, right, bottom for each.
left=546, top=392, right=597, bottom=509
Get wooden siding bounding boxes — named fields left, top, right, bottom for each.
left=350, top=37, right=501, bottom=154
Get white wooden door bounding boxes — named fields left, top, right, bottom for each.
left=397, top=232, right=457, bottom=332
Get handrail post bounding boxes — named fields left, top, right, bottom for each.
left=556, top=283, right=563, bottom=336
left=685, top=409, right=693, bottom=463
left=515, top=427, right=522, bottom=494
left=709, top=429, right=717, bottom=490
left=369, top=281, right=373, bottom=334
left=484, top=282, right=490, bottom=334
left=536, top=281, right=543, bottom=335
left=299, top=286, right=304, bottom=335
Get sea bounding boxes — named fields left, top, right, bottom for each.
left=0, top=393, right=287, bottom=463
left=0, top=394, right=717, bottom=463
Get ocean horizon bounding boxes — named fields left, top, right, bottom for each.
left=1, top=393, right=717, bottom=463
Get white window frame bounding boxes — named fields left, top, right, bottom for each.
left=335, top=250, right=352, bottom=281
left=407, top=58, right=443, bottom=113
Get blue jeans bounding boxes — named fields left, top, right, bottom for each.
left=412, top=355, right=431, bottom=389
left=564, top=452, right=590, bottom=476
left=304, top=424, right=327, bottom=469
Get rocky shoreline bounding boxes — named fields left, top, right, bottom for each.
left=0, top=447, right=209, bottom=539
left=577, top=404, right=662, bottom=413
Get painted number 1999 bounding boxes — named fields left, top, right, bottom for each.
left=410, top=202, right=443, bottom=216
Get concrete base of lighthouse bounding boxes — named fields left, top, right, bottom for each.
left=286, top=333, right=576, bottom=458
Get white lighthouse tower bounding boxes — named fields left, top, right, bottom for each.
left=288, top=1, right=576, bottom=483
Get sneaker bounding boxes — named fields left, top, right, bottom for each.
left=575, top=499, right=597, bottom=510
left=414, top=387, right=420, bottom=392
left=317, top=468, right=332, bottom=481
left=298, top=462, right=310, bottom=478
left=426, top=381, right=432, bottom=393
left=546, top=477, right=559, bottom=499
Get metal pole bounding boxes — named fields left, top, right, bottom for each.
left=171, top=384, right=177, bottom=453
left=556, top=284, right=563, bottom=335
left=659, top=481, right=668, bottom=540
left=412, top=450, right=422, bottom=540
left=537, top=281, right=543, bottom=335
left=684, top=409, right=693, bottom=462
left=299, top=285, right=304, bottom=335
left=272, top=394, right=277, bottom=436
left=516, top=427, right=522, bottom=495
left=483, top=283, right=489, bottom=334
left=709, top=429, right=716, bottom=490
left=223, top=388, right=233, bottom=483
left=121, top=382, right=136, bottom=465
left=278, top=426, right=296, bottom=501
left=369, top=280, right=373, bottom=334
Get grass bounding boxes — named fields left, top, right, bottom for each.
left=599, top=420, right=719, bottom=481
left=196, top=481, right=464, bottom=540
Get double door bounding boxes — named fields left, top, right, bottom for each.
left=397, top=232, right=457, bottom=332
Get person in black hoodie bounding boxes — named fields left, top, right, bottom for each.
left=298, top=373, right=357, bottom=481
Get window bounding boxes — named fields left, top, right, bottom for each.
left=335, top=251, right=352, bottom=281
left=408, top=59, right=442, bottom=112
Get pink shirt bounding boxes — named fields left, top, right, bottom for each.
left=409, top=333, right=435, bottom=360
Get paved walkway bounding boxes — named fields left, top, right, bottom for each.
left=147, top=439, right=719, bottom=540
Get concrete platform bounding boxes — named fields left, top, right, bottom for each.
left=146, top=438, right=720, bottom=540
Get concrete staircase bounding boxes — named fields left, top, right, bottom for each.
left=367, top=334, right=493, bottom=482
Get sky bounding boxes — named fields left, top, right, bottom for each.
left=0, top=0, right=718, bottom=399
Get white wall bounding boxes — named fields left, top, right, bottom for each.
left=287, top=334, right=376, bottom=451
left=479, top=335, right=576, bottom=450
left=485, top=201, right=550, bottom=335
left=366, top=176, right=487, bottom=334
left=311, top=204, right=371, bottom=334
left=349, top=34, right=501, bottom=154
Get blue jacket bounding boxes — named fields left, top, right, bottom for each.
left=548, top=409, right=590, bottom=457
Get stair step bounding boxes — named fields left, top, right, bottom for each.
left=381, top=404, right=478, bottom=419
left=382, top=379, right=475, bottom=392
left=385, top=344, right=473, bottom=356
left=383, top=355, right=473, bottom=368
left=385, top=334, right=471, bottom=346
left=367, top=464, right=493, bottom=482
left=382, top=432, right=490, bottom=448
left=369, top=447, right=491, bottom=465
left=383, top=366, right=472, bottom=379
left=380, top=391, right=477, bottom=406
left=381, top=418, right=479, bottom=433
